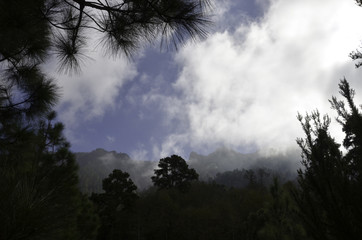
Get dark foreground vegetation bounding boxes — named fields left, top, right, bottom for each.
left=2, top=79, right=362, bottom=240
left=1, top=0, right=362, bottom=239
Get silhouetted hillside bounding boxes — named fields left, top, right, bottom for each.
left=76, top=147, right=300, bottom=193
left=189, top=147, right=300, bottom=182
left=76, top=148, right=156, bottom=193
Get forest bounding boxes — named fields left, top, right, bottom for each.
left=1, top=0, right=362, bottom=240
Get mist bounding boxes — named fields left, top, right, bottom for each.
left=76, top=146, right=301, bottom=193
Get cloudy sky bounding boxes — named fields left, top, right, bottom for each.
left=50, top=0, right=362, bottom=160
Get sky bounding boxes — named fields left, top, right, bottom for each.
left=49, top=0, right=362, bottom=161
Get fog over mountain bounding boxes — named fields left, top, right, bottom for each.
left=76, top=147, right=301, bottom=193
left=76, top=149, right=157, bottom=193
left=188, top=147, right=301, bottom=181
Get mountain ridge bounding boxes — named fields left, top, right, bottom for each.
left=75, top=147, right=300, bottom=193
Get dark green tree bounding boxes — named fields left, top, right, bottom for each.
left=137, top=181, right=250, bottom=240
left=244, top=169, right=257, bottom=187
left=0, top=111, right=94, bottom=240
left=0, top=0, right=58, bottom=125
left=92, top=169, right=138, bottom=209
left=258, top=179, right=307, bottom=240
left=91, top=169, right=138, bottom=240
left=77, top=194, right=100, bottom=240
left=152, top=155, right=199, bottom=191
left=293, top=79, right=362, bottom=240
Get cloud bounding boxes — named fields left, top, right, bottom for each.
left=43, top=41, right=139, bottom=146
left=106, top=135, right=116, bottom=143
left=48, top=47, right=138, bottom=127
left=130, top=148, right=148, bottom=161
left=148, top=0, right=362, bottom=157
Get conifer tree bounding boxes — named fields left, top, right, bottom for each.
left=294, top=79, right=362, bottom=240
left=152, top=155, right=199, bottom=191
left=0, top=112, right=95, bottom=240
left=90, top=169, right=138, bottom=240
left=259, top=178, right=307, bottom=240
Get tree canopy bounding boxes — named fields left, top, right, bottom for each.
left=91, top=169, right=138, bottom=210
left=0, top=111, right=99, bottom=240
left=293, top=79, right=362, bottom=240
left=1, top=0, right=212, bottom=72
left=152, top=155, right=199, bottom=191
left=90, top=169, right=138, bottom=240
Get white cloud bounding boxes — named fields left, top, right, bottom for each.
left=107, top=135, right=116, bottom=143
left=48, top=47, right=138, bottom=127
left=42, top=44, right=138, bottom=146
left=152, top=0, right=362, bottom=156
left=130, top=148, right=148, bottom=161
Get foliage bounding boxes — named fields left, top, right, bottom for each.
left=293, top=79, right=362, bottom=240
left=214, top=168, right=274, bottom=189
left=0, top=0, right=59, bottom=125
left=0, top=0, right=212, bottom=130
left=85, top=172, right=275, bottom=240
left=92, top=169, right=138, bottom=209
left=52, top=0, right=211, bottom=68
left=152, top=155, right=199, bottom=191
left=90, top=169, right=138, bottom=240
left=0, top=0, right=212, bottom=74
left=258, top=179, right=307, bottom=240
left=0, top=112, right=98, bottom=240
left=136, top=181, right=270, bottom=240
left=77, top=194, right=100, bottom=240
left=350, top=1, right=362, bottom=67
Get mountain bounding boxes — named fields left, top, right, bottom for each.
left=76, top=148, right=156, bottom=193
left=189, top=147, right=258, bottom=179
left=75, top=147, right=301, bottom=193
left=189, top=147, right=300, bottom=182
